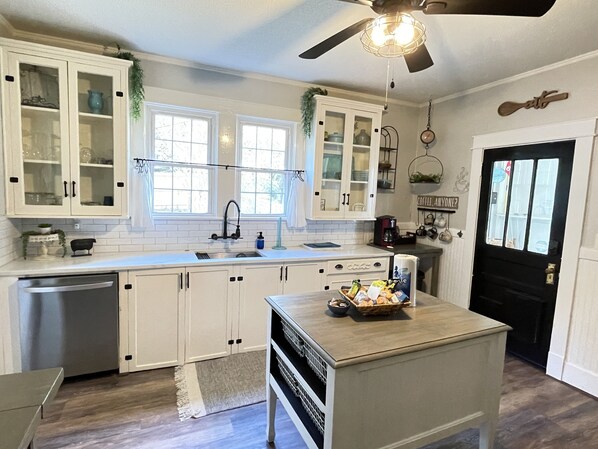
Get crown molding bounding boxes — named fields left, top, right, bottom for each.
left=429, top=49, right=598, bottom=107
left=0, top=13, right=16, bottom=37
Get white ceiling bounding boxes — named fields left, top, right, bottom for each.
left=0, top=0, right=597, bottom=104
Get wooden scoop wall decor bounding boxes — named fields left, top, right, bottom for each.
left=498, top=90, right=569, bottom=116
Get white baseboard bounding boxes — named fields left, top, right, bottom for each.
left=546, top=352, right=564, bottom=379
left=562, top=362, right=598, bottom=398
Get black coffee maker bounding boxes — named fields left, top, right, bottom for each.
left=374, top=215, right=400, bottom=246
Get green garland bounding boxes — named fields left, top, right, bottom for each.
left=301, top=87, right=328, bottom=137
left=113, top=45, right=145, bottom=120
left=21, top=229, right=67, bottom=259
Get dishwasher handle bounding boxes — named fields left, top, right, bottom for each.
left=23, top=281, right=114, bottom=294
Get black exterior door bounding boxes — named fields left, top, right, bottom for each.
left=470, top=141, right=574, bottom=367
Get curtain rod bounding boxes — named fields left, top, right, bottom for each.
left=133, top=157, right=305, bottom=179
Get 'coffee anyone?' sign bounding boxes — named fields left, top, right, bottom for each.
left=417, top=195, right=459, bottom=210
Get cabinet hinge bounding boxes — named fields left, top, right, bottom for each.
left=229, top=277, right=236, bottom=282
left=236, top=339, right=242, bottom=344
left=9, top=177, right=18, bottom=183
left=124, top=355, right=132, bottom=361
left=124, top=284, right=132, bottom=290
left=237, top=276, right=243, bottom=281
left=5, top=75, right=14, bottom=82
left=319, top=269, right=324, bottom=274
left=117, top=182, right=125, bottom=187
left=228, top=340, right=234, bottom=345
left=116, top=91, right=124, bottom=97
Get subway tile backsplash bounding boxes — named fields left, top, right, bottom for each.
left=11, top=218, right=375, bottom=259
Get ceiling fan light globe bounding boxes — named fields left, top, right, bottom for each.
left=361, top=12, right=426, bottom=58
left=394, top=21, right=415, bottom=45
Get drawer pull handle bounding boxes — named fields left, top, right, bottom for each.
left=374, top=262, right=382, bottom=267
left=335, top=264, right=343, bottom=270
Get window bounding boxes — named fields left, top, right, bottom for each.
left=237, top=117, right=294, bottom=215
left=147, top=104, right=217, bottom=215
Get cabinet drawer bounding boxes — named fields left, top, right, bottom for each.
left=326, top=257, right=388, bottom=275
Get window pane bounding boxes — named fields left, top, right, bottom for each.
left=173, top=190, right=191, bottom=213
left=154, top=115, right=172, bottom=139
left=242, top=125, right=256, bottom=148
left=272, top=151, right=285, bottom=170
left=486, top=161, right=511, bottom=246
left=242, top=147, right=256, bottom=168
left=155, top=140, right=172, bottom=160
left=173, top=141, right=191, bottom=163
left=272, top=173, right=284, bottom=193
left=256, top=173, right=271, bottom=193
left=153, top=165, right=172, bottom=189
left=256, top=193, right=271, bottom=214
left=173, top=117, right=192, bottom=141
left=505, top=160, right=534, bottom=250
left=256, top=150, right=271, bottom=169
left=173, top=167, right=192, bottom=189
left=241, top=192, right=256, bottom=214
left=191, top=143, right=208, bottom=164
left=154, top=189, right=172, bottom=213
left=192, top=119, right=208, bottom=144
left=271, top=194, right=284, bottom=214
left=192, top=191, right=208, bottom=214
left=528, top=159, right=559, bottom=254
left=257, top=126, right=272, bottom=149
left=272, top=129, right=286, bottom=151
left=192, top=168, right=209, bottom=191
left=241, top=171, right=256, bottom=192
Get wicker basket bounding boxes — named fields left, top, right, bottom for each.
left=339, top=287, right=410, bottom=316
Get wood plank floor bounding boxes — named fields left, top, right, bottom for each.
left=35, top=355, right=598, bottom=449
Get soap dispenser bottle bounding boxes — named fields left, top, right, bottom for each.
left=256, top=231, right=265, bottom=250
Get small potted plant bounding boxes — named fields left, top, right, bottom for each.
left=37, top=223, right=53, bottom=234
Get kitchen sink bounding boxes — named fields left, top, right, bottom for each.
left=195, top=251, right=264, bottom=260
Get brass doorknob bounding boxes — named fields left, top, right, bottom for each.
left=545, top=263, right=556, bottom=274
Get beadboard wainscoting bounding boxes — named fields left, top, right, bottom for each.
left=18, top=218, right=374, bottom=258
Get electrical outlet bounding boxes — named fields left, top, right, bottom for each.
left=74, top=221, right=80, bottom=230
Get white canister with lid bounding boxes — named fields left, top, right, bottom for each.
left=392, top=254, right=418, bottom=307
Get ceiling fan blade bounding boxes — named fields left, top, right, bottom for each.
left=404, top=44, right=434, bottom=73
left=299, top=18, right=373, bottom=59
left=336, top=0, right=374, bottom=6
left=423, top=0, right=557, bottom=17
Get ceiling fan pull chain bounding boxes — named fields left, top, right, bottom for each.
left=384, top=59, right=390, bottom=110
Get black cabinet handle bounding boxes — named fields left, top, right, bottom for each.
left=374, top=262, right=381, bottom=267
left=71, top=181, right=77, bottom=198
left=179, top=273, right=183, bottom=290
left=186, top=272, right=190, bottom=289
left=342, top=193, right=346, bottom=205
left=63, top=181, right=69, bottom=198
left=280, top=266, right=283, bottom=281
left=285, top=266, right=288, bottom=282
left=346, top=193, right=350, bottom=207
left=335, top=264, right=343, bottom=270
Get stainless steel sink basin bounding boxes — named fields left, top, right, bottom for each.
left=195, top=251, right=263, bottom=260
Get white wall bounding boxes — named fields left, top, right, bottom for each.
left=424, top=52, right=598, bottom=396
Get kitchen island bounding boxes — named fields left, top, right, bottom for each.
left=265, top=291, right=510, bottom=449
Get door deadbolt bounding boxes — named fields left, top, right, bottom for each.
left=545, top=263, right=556, bottom=285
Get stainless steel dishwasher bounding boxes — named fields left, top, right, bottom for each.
left=18, top=273, right=119, bottom=377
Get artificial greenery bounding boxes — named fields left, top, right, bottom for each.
left=409, top=171, right=443, bottom=184
left=113, top=45, right=145, bottom=120
left=301, top=87, right=328, bottom=137
left=21, top=229, right=67, bottom=259
left=38, top=223, right=52, bottom=228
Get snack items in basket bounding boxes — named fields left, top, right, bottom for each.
left=339, top=279, right=410, bottom=316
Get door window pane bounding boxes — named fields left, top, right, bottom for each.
left=528, top=159, right=559, bottom=254
left=486, top=161, right=511, bottom=246
left=505, top=160, right=534, bottom=250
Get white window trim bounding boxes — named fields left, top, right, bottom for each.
left=145, top=102, right=219, bottom=218
left=235, top=115, right=297, bottom=217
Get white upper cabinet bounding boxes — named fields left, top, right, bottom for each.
left=0, top=38, right=131, bottom=217
left=305, top=96, right=383, bottom=220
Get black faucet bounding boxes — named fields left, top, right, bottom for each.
left=210, top=199, right=242, bottom=240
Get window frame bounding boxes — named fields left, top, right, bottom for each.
left=235, top=115, right=296, bottom=217
left=145, top=102, right=219, bottom=217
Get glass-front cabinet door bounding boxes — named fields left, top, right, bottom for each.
left=69, top=63, right=124, bottom=216
left=6, top=52, right=71, bottom=215
left=311, top=99, right=381, bottom=219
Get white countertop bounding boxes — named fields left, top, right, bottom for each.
left=0, top=245, right=392, bottom=277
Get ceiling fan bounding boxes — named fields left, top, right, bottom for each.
left=299, top=0, right=557, bottom=73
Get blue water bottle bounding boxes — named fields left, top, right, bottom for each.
left=256, top=231, right=265, bottom=250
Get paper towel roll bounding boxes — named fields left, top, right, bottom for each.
left=393, top=254, right=419, bottom=307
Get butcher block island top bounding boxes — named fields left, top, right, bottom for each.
left=265, top=290, right=510, bottom=369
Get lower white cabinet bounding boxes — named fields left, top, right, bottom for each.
left=121, top=261, right=326, bottom=372
left=123, top=268, right=184, bottom=372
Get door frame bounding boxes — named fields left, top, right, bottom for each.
left=463, top=118, right=596, bottom=379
